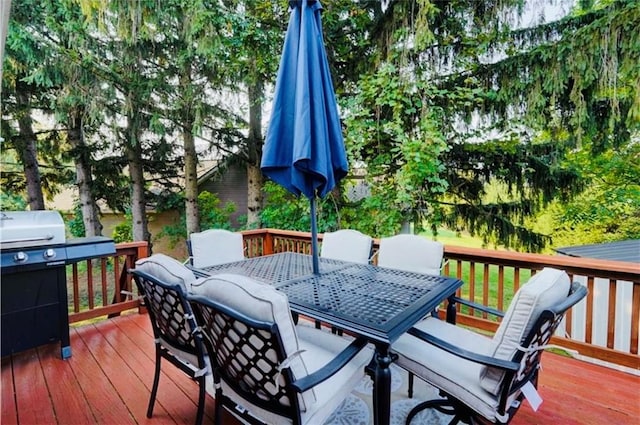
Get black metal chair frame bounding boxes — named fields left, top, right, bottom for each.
left=189, top=293, right=368, bottom=425
left=405, top=281, right=588, bottom=425
left=131, top=269, right=209, bottom=425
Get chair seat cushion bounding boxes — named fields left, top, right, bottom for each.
left=296, top=326, right=372, bottom=424
left=134, top=253, right=196, bottom=292
left=392, top=317, right=505, bottom=422
left=480, top=268, right=570, bottom=395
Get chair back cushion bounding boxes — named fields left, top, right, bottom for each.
left=377, top=235, right=443, bottom=275
left=133, top=254, right=202, bottom=363
left=480, top=267, right=570, bottom=395
left=135, top=253, right=196, bottom=292
left=320, top=229, right=372, bottom=264
left=189, top=229, right=244, bottom=268
left=191, top=274, right=315, bottom=409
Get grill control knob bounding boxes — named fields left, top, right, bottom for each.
left=44, top=248, right=57, bottom=260
left=14, top=252, right=28, bottom=263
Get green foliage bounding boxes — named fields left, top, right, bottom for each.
left=544, top=141, right=640, bottom=247
left=342, top=62, right=449, bottom=237
left=259, top=182, right=340, bottom=233
left=157, top=191, right=237, bottom=248
left=0, top=192, right=27, bottom=211
left=112, top=212, right=133, bottom=243
left=66, top=203, right=85, bottom=238
left=198, top=191, right=237, bottom=230
left=4, top=0, right=637, bottom=254
left=338, top=0, right=639, bottom=251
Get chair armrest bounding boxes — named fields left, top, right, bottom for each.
left=290, top=337, right=369, bottom=393
left=449, top=296, right=505, bottom=318
left=407, top=327, right=519, bottom=372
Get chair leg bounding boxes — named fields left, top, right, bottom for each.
left=214, top=384, right=223, bottom=425
left=408, top=372, right=414, bottom=398
left=194, top=375, right=206, bottom=425
left=330, top=326, right=344, bottom=336
left=147, top=347, right=163, bottom=418
left=315, top=319, right=322, bottom=329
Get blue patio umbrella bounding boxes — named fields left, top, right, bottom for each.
left=262, top=0, right=348, bottom=274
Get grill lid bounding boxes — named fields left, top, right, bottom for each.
left=0, top=211, right=66, bottom=250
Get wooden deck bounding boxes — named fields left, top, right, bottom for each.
left=2, top=313, right=638, bottom=425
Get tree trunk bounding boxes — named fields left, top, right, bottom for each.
left=181, top=70, right=200, bottom=236
left=246, top=77, right=264, bottom=228
left=68, top=108, right=103, bottom=236
left=184, top=126, right=199, bottom=235
left=126, top=99, right=150, bottom=247
left=15, top=90, right=45, bottom=210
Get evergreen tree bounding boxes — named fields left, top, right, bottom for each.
left=340, top=0, right=639, bottom=250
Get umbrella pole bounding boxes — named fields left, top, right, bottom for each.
left=310, top=196, right=320, bottom=274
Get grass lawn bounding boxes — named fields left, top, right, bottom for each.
left=420, top=227, right=505, bottom=249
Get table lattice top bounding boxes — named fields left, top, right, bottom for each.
left=277, top=263, right=459, bottom=328
left=196, top=252, right=348, bottom=283
left=193, top=252, right=463, bottom=344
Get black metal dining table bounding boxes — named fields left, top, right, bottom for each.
left=191, top=251, right=464, bottom=425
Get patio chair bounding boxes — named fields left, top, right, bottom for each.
left=131, top=254, right=210, bottom=425
left=377, top=234, right=444, bottom=275
left=189, top=273, right=372, bottom=425
left=391, top=267, right=587, bottom=425
left=188, top=229, right=245, bottom=269
left=320, top=229, right=373, bottom=264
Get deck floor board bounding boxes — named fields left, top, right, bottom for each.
left=1, top=312, right=638, bottom=425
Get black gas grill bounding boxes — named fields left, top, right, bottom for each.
left=1, top=211, right=116, bottom=359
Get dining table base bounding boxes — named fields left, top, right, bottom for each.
left=366, top=346, right=398, bottom=425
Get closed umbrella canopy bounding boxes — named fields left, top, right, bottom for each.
left=262, top=0, right=348, bottom=273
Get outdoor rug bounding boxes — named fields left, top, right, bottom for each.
left=324, top=364, right=449, bottom=425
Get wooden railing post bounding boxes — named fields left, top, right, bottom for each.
left=263, top=230, right=274, bottom=255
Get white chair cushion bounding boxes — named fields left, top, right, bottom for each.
left=190, top=273, right=315, bottom=410
left=377, top=235, right=444, bottom=275
left=190, top=229, right=244, bottom=268
left=320, top=229, right=372, bottom=264
left=479, top=267, right=570, bottom=395
left=134, top=253, right=196, bottom=292
left=393, top=318, right=506, bottom=422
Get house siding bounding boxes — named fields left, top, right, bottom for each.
left=199, top=162, right=248, bottom=229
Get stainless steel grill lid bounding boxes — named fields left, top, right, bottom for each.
left=0, top=211, right=66, bottom=250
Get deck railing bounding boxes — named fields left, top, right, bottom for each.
left=67, top=229, right=638, bottom=370
left=67, top=241, right=148, bottom=324
left=240, top=228, right=640, bottom=370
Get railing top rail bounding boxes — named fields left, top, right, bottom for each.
left=443, top=245, right=639, bottom=280
left=241, top=228, right=325, bottom=240
left=245, top=229, right=639, bottom=282
left=112, top=241, right=149, bottom=250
